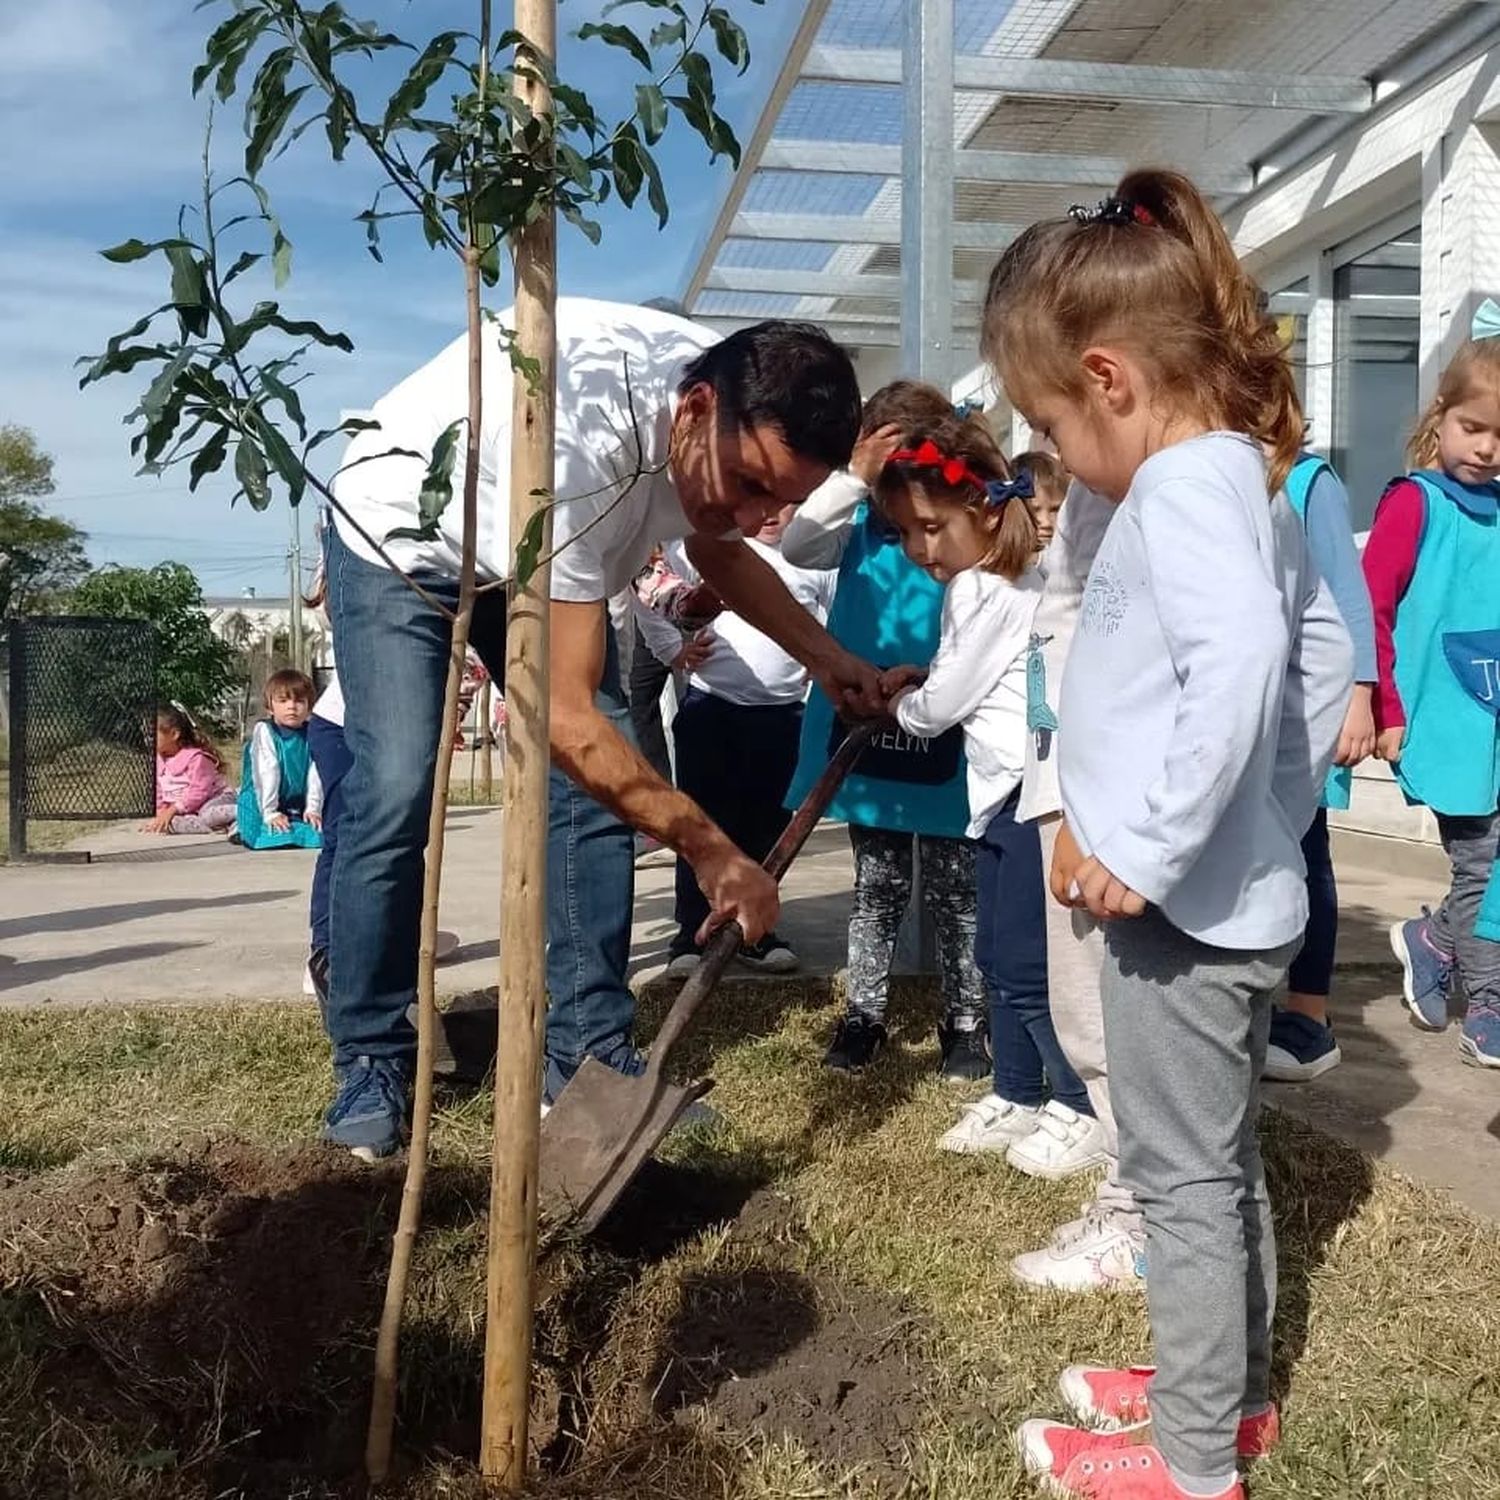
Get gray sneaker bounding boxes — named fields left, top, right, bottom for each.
left=321, top=1056, right=412, bottom=1163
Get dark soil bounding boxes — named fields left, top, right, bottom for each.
left=0, top=1142, right=932, bottom=1498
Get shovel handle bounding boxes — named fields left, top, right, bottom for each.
left=646, top=718, right=881, bottom=1073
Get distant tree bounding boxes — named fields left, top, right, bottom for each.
left=71, top=562, right=241, bottom=729
left=0, top=425, right=89, bottom=620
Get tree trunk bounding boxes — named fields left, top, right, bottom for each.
left=480, top=0, right=556, bottom=1486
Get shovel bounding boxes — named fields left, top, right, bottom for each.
left=538, top=719, right=879, bottom=1233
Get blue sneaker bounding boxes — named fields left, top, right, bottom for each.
left=1263, top=1010, right=1342, bottom=1082
left=1460, top=1005, right=1500, bottom=1069
left=322, top=1056, right=412, bottom=1162
left=1389, top=915, right=1453, bottom=1031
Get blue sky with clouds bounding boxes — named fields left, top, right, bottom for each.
left=0, top=0, right=789, bottom=598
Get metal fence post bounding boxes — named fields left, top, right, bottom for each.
left=7, top=623, right=27, bottom=861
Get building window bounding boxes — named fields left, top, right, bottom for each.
left=1332, top=221, right=1420, bottom=530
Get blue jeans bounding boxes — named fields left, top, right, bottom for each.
left=975, top=792, right=1092, bottom=1113
left=324, top=526, right=637, bottom=1081
left=1289, top=808, right=1337, bottom=996
left=307, top=712, right=352, bottom=955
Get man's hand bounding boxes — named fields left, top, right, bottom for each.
left=672, top=631, right=714, bottom=674
left=1376, top=726, right=1405, bottom=763
left=849, top=422, right=905, bottom=489
left=1074, top=855, right=1147, bottom=921
left=140, top=808, right=176, bottom=835
left=815, top=646, right=886, bottom=718
left=672, top=582, right=723, bottom=627
left=1049, top=818, right=1084, bottom=908
left=877, top=664, right=925, bottom=698
left=1335, top=684, right=1376, bottom=767
left=268, top=812, right=291, bottom=834
left=694, top=844, right=780, bottom=946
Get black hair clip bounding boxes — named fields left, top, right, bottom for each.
left=985, top=471, right=1035, bottom=508
left=1069, top=196, right=1156, bottom=228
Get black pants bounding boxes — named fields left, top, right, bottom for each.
left=672, top=687, right=803, bottom=947
left=628, top=621, right=673, bottom=785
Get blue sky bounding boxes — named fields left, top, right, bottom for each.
left=0, top=0, right=790, bottom=598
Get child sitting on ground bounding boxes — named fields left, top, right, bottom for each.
left=783, top=382, right=991, bottom=1084
left=1372, top=311, right=1500, bottom=1068
left=874, top=408, right=1102, bottom=1172
left=236, top=668, right=324, bottom=850
left=141, top=703, right=236, bottom=834
left=987, top=170, right=1352, bottom=1500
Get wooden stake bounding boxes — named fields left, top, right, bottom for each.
left=481, top=0, right=556, bottom=1487
left=479, top=677, right=494, bottom=802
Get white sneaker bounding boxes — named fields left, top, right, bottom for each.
left=1011, top=1208, right=1146, bottom=1293
left=1006, top=1100, right=1109, bottom=1180
left=665, top=950, right=701, bottom=979
left=302, top=964, right=317, bottom=997
left=937, top=1093, right=1041, bottom=1155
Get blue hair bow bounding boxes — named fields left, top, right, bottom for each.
left=1473, top=298, right=1500, bottom=342
left=985, top=470, right=1034, bottom=507
left=952, top=397, right=985, bottom=420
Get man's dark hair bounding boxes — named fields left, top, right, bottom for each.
left=678, top=321, right=861, bottom=470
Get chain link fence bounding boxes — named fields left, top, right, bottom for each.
left=6, top=617, right=156, bottom=859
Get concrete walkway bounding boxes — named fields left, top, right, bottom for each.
left=2, top=815, right=1498, bottom=1219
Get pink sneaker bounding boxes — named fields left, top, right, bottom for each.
left=1058, top=1366, right=1279, bottom=1455
left=1020, top=1433, right=1244, bottom=1498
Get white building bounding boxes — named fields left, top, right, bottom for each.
left=683, top=0, right=1498, bottom=847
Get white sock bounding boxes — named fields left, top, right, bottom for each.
left=1168, top=1466, right=1238, bottom=1498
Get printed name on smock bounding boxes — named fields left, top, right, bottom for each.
left=870, top=726, right=937, bottom=754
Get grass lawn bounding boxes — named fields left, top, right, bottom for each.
left=0, top=985, right=1496, bottom=1498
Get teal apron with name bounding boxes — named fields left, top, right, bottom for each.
left=1388, top=472, right=1500, bottom=817
left=1284, top=453, right=1353, bottom=810
left=785, top=503, right=969, bottom=837
left=237, top=721, right=323, bottom=849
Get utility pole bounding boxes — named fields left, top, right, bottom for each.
left=288, top=503, right=305, bottom=673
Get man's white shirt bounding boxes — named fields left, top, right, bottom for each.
left=331, top=297, right=718, bottom=602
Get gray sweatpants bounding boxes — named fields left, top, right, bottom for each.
left=1430, top=811, right=1500, bottom=1012
left=1038, top=817, right=1140, bottom=1229
left=1102, top=907, right=1296, bottom=1483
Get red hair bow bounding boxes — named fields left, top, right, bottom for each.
left=888, top=439, right=988, bottom=493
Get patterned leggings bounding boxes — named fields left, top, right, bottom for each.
left=846, top=825, right=984, bottom=1025
left=166, top=791, right=237, bottom=834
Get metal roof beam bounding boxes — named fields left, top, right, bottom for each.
left=704, top=267, right=985, bottom=303
left=697, top=316, right=905, bottom=348
left=802, top=45, right=1374, bottom=113
left=759, top=140, right=1253, bottom=194
left=693, top=305, right=980, bottom=329
left=729, top=212, right=1021, bottom=251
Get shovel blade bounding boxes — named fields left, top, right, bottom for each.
left=538, top=1058, right=713, bottom=1234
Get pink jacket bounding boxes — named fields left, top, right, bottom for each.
left=156, top=746, right=229, bottom=814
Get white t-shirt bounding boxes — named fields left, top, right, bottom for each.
left=331, top=297, right=719, bottom=601
left=662, top=538, right=835, bottom=706
left=312, top=672, right=344, bottom=727
left=893, top=566, right=1043, bottom=837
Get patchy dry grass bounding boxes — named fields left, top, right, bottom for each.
left=0, top=989, right=1497, bottom=1498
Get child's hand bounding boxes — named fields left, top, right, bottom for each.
left=672, top=582, right=723, bottom=626
left=306, top=812, right=323, bottom=832
left=140, top=808, right=176, bottom=835
left=1074, top=856, right=1147, bottom=920
left=673, top=631, right=714, bottom=674
left=1049, top=819, right=1084, bottom=908
left=1335, top=684, right=1376, bottom=767
left=1375, top=726, right=1405, bottom=763
left=268, top=813, right=291, bottom=834
left=878, top=664, right=925, bottom=698
left=850, top=422, right=905, bottom=488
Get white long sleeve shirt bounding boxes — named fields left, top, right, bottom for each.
left=893, top=566, right=1043, bottom=837
left=779, top=470, right=868, bottom=569
left=1060, top=433, right=1353, bottom=949
left=248, top=721, right=323, bottom=821
left=331, top=298, right=718, bottom=600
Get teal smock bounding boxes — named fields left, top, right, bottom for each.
left=236, top=721, right=323, bottom=850
left=1479, top=858, right=1500, bottom=943
left=785, top=503, right=969, bottom=837
left=1388, top=471, right=1500, bottom=817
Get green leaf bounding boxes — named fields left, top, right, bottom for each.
left=188, top=428, right=230, bottom=490
left=165, top=246, right=210, bottom=339
left=707, top=9, right=751, bottom=73
left=272, top=228, right=293, bottom=288
left=560, top=202, right=602, bottom=246
left=258, top=363, right=307, bottom=437
left=100, top=237, right=192, bottom=264
left=576, top=22, right=652, bottom=71
left=512, top=503, right=549, bottom=589
left=635, top=82, right=667, bottom=145
left=306, top=416, right=379, bottom=457
left=681, top=50, right=715, bottom=105
left=640, top=145, right=669, bottom=227
left=234, top=438, right=271, bottom=510
left=247, top=84, right=311, bottom=176
left=383, top=32, right=461, bottom=133
left=650, top=18, right=687, bottom=49
left=611, top=129, right=645, bottom=208
left=252, top=411, right=307, bottom=506
left=222, top=250, right=262, bottom=286
left=325, top=93, right=350, bottom=160
left=419, top=419, right=462, bottom=527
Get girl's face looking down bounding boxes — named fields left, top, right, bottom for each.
left=1436, top=389, right=1500, bottom=487
left=881, top=482, right=989, bottom=583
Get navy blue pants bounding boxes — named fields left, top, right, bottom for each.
left=975, top=792, right=1092, bottom=1113
left=672, top=687, right=802, bottom=945
left=1290, top=808, right=1338, bottom=996
left=307, top=712, right=352, bottom=955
